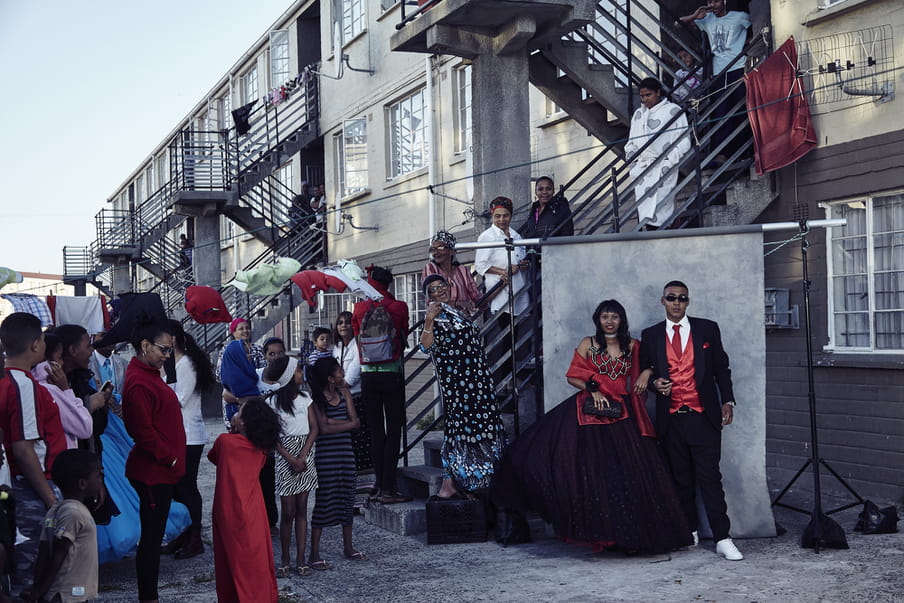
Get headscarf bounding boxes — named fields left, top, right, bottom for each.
left=489, top=196, right=514, bottom=214
left=229, top=318, right=248, bottom=334
left=431, top=230, right=456, bottom=249
left=219, top=339, right=260, bottom=397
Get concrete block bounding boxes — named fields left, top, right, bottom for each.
left=399, top=465, right=445, bottom=498
left=363, top=500, right=426, bottom=536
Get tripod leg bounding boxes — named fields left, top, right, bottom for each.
left=771, top=458, right=812, bottom=508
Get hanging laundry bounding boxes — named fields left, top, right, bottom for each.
left=185, top=286, right=233, bottom=324
left=321, top=268, right=382, bottom=300
left=229, top=257, right=301, bottom=296
left=1, top=293, right=53, bottom=327
left=0, top=267, right=23, bottom=290
left=52, top=295, right=105, bottom=333
left=746, top=37, right=817, bottom=174
left=231, top=101, right=257, bottom=136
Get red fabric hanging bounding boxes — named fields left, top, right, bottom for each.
left=746, top=37, right=817, bottom=174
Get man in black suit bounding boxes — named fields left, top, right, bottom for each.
left=640, top=280, right=743, bottom=560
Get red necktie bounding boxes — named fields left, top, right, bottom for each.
left=672, top=324, right=682, bottom=357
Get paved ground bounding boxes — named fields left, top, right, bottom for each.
left=95, top=418, right=903, bottom=602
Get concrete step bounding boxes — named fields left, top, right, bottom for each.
left=398, top=464, right=444, bottom=499
left=363, top=500, right=426, bottom=536
left=422, top=438, right=443, bottom=468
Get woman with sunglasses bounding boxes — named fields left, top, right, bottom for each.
left=422, top=230, right=481, bottom=314
left=419, top=274, right=507, bottom=499
left=122, top=318, right=186, bottom=603
left=492, top=299, right=693, bottom=554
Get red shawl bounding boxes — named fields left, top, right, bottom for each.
left=565, top=340, right=656, bottom=437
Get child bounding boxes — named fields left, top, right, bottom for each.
left=22, top=449, right=102, bottom=603
left=263, top=357, right=319, bottom=577
left=673, top=48, right=702, bottom=103
left=307, top=357, right=365, bottom=570
left=307, top=327, right=333, bottom=367
left=209, top=398, right=281, bottom=603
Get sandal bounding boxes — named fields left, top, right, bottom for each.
left=295, top=565, right=313, bottom=576
left=276, top=566, right=291, bottom=578
left=379, top=490, right=413, bottom=504
left=345, top=551, right=367, bottom=561
left=309, top=559, right=332, bottom=571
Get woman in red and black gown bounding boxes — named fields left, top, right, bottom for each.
left=492, top=299, right=693, bottom=553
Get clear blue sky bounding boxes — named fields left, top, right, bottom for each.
left=0, top=0, right=294, bottom=274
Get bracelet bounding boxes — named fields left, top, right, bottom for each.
left=422, top=330, right=432, bottom=334
left=585, top=379, right=599, bottom=393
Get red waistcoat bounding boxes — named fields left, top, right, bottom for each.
left=666, top=330, right=704, bottom=413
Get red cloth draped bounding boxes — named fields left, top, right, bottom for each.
left=290, top=271, right=348, bottom=306
left=564, top=342, right=656, bottom=437
left=746, top=36, right=817, bottom=174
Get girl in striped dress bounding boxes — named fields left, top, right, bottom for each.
left=263, top=356, right=319, bottom=577
left=307, top=356, right=366, bottom=569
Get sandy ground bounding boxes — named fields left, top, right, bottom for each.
left=94, top=417, right=903, bottom=602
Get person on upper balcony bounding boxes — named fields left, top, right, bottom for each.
left=624, top=78, right=690, bottom=230
left=677, top=0, right=751, bottom=166
left=518, top=176, right=574, bottom=240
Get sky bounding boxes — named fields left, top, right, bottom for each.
left=0, top=0, right=295, bottom=275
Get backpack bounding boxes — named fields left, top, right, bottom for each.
left=357, top=301, right=398, bottom=364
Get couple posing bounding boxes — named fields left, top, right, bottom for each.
left=495, top=280, right=743, bottom=561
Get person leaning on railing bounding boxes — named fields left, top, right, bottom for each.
left=421, top=230, right=481, bottom=314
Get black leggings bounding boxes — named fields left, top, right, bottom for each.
left=130, top=480, right=174, bottom=601
left=362, top=371, right=406, bottom=492
left=173, top=444, right=204, bottom=528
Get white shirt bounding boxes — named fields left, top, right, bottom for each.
left=665, top=315, right=691, bottom=354
left=474, top=224, right=529, bottom=315
left=333, top=339, right=361, bottom=395
left=268, top=391, right=314, bottom=437
left=170, top=355, right=209, bottom=445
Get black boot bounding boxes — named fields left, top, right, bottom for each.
left=175, top=526, right=204, bottom=559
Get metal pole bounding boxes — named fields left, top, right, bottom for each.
left=504, top=237, right=520, bottom=437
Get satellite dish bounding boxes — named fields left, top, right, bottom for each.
left=333, top=23, right=343, bottom=79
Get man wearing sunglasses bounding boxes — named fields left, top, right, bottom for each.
left=640, top=280, right=742, bottom=561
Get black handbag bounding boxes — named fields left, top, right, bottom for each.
left=582, top=395, right=624, bottom=418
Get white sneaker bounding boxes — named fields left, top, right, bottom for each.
left=691, top=531, right=699, bottom=546
left=716, top=537, right=744, bottom=561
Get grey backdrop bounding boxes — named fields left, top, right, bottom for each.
left=540, top=230, right=776, bottom=539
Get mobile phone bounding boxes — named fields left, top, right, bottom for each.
left=101, top=380, right=114, bottom=393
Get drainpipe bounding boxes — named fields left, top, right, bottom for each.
left=426, top=54, right=437, bottom=237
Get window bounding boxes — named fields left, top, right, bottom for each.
left=145, top=166, right=154, bottom=198
left=135, top=175, right=144, bottom=205
left=270, top=30, right=290, bottom=87
left=825, top=191, right=904, bottom=351
left=220, top=215, right=235, bottom=247
left=155, top=155, right=167, bottom=188
left=452, top=65, right=471, bottom=154
left=342, top=0, right=365, bottom=45
left=394, top=273, right=424, bottom=350
left=241, top=65, right=258, bottom=105
left=334, top=118, right=368, bottom=198
left=388, top=88, right=428, bottom=179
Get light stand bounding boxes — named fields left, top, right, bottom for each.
left=771, top=221, right=864, bottom=551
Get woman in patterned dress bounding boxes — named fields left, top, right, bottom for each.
left=307, top=356, right=365, bottom=569
left=419, top=274, right=507, bottom=499
left=492, top=299, right=693, bottom=553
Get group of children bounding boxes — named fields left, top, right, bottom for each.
left=212, top=327, right=364, bottom=600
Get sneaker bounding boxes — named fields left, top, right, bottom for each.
left=716, top=537, right=744, bottom=561
left=691, top=531, right=699, bottom=546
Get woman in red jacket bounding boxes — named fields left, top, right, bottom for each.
left=122, top=319, right=186, bottom=603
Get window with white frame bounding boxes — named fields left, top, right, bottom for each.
left=453, top=64, right=471, bottom=154
left=388, top=88, right=428, bottom=179
left=334, top=118, right=368, bottom=198
left=241, top=65, right=258, bottom=105
left=155, top=155, right=167, bottom=188
left=145, top=166, right=154, bottom=198
left=220, top=215, right=235, bottom=247
left=394, top=272, right=424, bottom=350
left=825, top=191, right=904, bottom=351
left=219, top=93, right=231, bottom=130
left=342, top=0, right=365, bottom=45
left=270, top=30, right=290, bottom=87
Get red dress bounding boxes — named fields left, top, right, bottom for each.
left=208, top=434, right=277, bottom=603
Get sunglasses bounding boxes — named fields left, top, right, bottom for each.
left=430, top=245, right=448, bottom=252
left=151, top=342, right=174, bottom=356
left=427, top=284, right=448, bottom=294
left=664, top=294, right=689, bottom=303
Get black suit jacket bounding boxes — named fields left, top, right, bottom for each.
left=639, top=317, right=735, bottom=434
